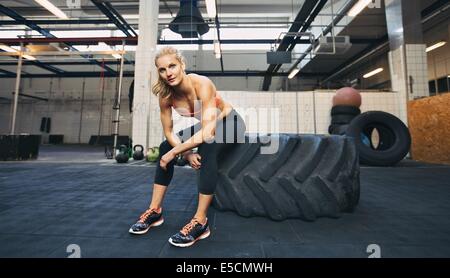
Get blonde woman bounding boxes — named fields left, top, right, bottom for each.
left=129, top=46, right=246, bottom=247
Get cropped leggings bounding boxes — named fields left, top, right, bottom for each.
left=154, top=109, right=246, bottom=195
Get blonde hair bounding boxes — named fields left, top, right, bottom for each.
left=152, top=46, right=186, bottom=99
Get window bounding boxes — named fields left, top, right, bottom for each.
left=429, top=80, right=436, bottom=96
left=437, top=77, right=449, bottom=93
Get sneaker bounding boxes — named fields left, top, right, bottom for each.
left=129, top=208, right=164, bottom=235
left=168, top=218, right=210, bottom=247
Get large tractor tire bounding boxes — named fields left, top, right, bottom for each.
left=213, top=134, right=360, bottom=221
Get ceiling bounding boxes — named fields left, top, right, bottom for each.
left=0, top=0, right=447, bottom=88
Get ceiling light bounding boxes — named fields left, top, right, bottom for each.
left=112, top=53, right=122, bottom=59
left=363, top=68, right=383, bottom=79
left=0, top=44, right=19, bottom=52
left=34, top=0, right=69, bottom=19
left=348, top=0, right=372, bottom=17
left=314, top=43, right=321, bottom=54
left=214, top=39, right=221, bottom=59
left=22, top=55, right=37, bottom=61
left=0, top=45, right=36, bottom=60
left=426, top=41, right=446, bottom=52
left=288, top=67, right=300, bottom=79
left=206, top=0, right=217, bottom=18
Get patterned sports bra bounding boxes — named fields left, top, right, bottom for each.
left=172, top=94, right=222, bottom=117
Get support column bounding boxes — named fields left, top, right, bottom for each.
left=9, top=44, right=23, bottom=135
left=132, top=0, right=161, bottom=150
left=385, top=0, right=428, bottom=125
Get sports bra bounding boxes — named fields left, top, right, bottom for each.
left=172, top=94, right=222, bottom=117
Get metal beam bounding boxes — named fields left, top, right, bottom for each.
left=262, top=0, right=328, bottom=90
left=286, top=0, right=358, bottom=77
left=29, top=60, right=66, bottom=74
left=0, top=19, right=112, bottom=25
left=104, top=2, right=138, bottom=37
left=91, top=0, right=136, bottom=37
left=17, top=92, right=49, bottom=101
left=0, top=70, right=327, bottom=79
left=0, top=3, right=116, bottom=74
left=0, top=61, right=135, bottom=66
left=0, top=4, right=53, bottom=37
left=321, top=0, right=450, bottom=83
left=321, top=37, right=389, bottom=84
left=0, top=37, right=379, bottom=46
left=273, top=0, right=328, bottom=73
left=0, top=68, right=15, bottom=76
left=214, top=13, right=224, bottom=72
left=422, top=0, right=450, bottom=18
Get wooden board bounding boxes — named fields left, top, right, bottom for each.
left=408, top=94, right=450, bottom=165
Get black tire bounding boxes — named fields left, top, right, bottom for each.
left=213, top=134, right=360, bottom=221
left=345, top=111, right=411, bottom=166
left=331, top=114, right=357, bottom=125
left=329, top=124, right=349, bottom=135
left=331, top=105, right=361, bottom=116
left=328, top=124, right=338, bottom=134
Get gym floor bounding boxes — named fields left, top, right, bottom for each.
left=1, top=145, right=449, bottom=258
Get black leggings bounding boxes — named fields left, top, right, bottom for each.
left=154, top=109, right=246, bottom=195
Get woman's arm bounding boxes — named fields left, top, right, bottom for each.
left=159, top=96, right=182, bottom=148
left=170, top=78, right=218, bottom=156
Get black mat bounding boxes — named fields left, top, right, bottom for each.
left=1, top=145, right=449, bottom=258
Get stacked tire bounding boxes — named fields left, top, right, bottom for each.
left=327, top=88, right=411, bottom=166
left=344, top=111, right=411, bottom=166
left=328, top=87, right=362, bottom=136
left=329, top=106, right=361, bottom=135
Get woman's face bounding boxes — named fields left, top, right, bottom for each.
left=156, top=54, right=185, bottom=87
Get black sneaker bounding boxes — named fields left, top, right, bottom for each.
left=129, top=208, right=164, bottom=235
left=168, top=218, right=210, bottom=247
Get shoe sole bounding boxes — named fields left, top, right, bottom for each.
left=129, top=218, right=164, bottom=235
left=168, top=228, right=211, bottom=247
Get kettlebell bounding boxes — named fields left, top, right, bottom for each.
left=132, top=144, right=144, bottom=160
left=116, top=145, right=129, bottom=163
left=146, top=147, right=159, bottom=162
left=176, top=155, right=187, bottom=166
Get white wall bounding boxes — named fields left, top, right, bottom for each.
left=1, top=75, right=402, bottom=145
left=167, top=90, right=402, bottom=144
left=0, top=77, right=133, bottom=144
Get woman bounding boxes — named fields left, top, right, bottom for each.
left=129, top=46, right=246, bottom=248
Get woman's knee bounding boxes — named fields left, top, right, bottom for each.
left=198, top=182, right=216, bottom=195
left=159, top=140, right=172, bottom=154
left=197, top=142, right=217, bottom=157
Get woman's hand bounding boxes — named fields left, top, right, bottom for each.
left=185, top=152, right=202, bottom=170
left=160, top=151, right=176, bottom=171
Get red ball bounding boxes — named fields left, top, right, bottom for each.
left=332, top=87, right=362, bottom=107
